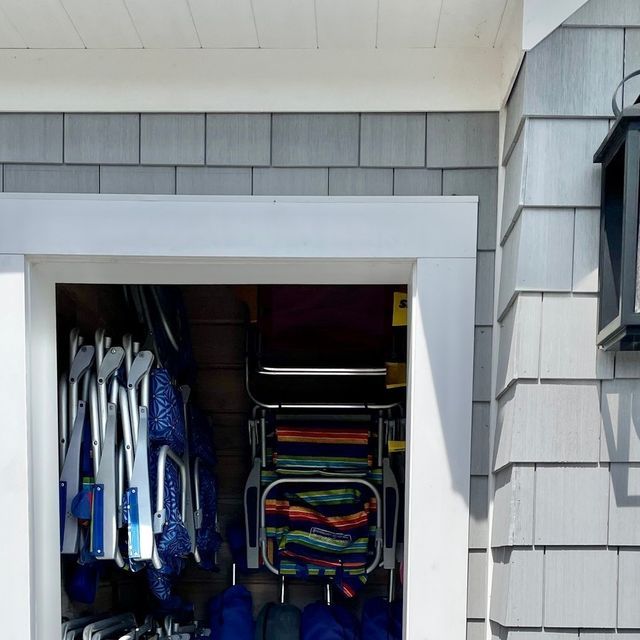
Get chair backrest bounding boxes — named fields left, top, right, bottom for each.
left=272, top=422, right=373, bottom=474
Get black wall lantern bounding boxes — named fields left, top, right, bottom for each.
left=595, top=72, right=640, bottom=350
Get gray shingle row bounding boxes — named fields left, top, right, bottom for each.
left=491, top=548, right=630, bottom=629
left=0, top=163, right=496, bottom=200
left=492, top=460, right=640, bottom=548
left=0, top=112, right=499, bottom=169
left=495, top=382, right=601, bottom=469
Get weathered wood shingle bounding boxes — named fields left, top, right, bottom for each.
left=534, top=465, right=609, bottom=545
left=328, top=168, right=393, bottom=195
left=495, top=382, right=601, bottom=468
left=393, top=168, right=441, bottom=196
left=0, top=114, right=62, bottom=163
left=490, top=548, right=543, bottom=626
left=471, top=403, right=490, bottom=475
left=564, top=0, right=640, bottom=27
left=443, top=168, right=498, bottom=251
left=176, top=167, right=252, bottom=195
left=491, top=465, right=534, bottom=546
left=426, top=113, right=498, bottom=168
left=539, top=294, right=614, bottom=380
left=473, top=327, right=493, bottom=402
left=64, top=114, right=139, bottom=165
left=496, top=294, right=541, bottom=394
left=475, top=251, right=495, bottom=326
left=272, top=114, right=359, bottom=167
left=601, top=380, right=640, bottom=462
left=618, top=548, right=640, bottom=628
left=141, top=114, right=205, bottom=165
left=99, top=166, right=175, bottom=194
left=544, top=549, right=617, bottom=628
left=206, top=114, right=271, bottom=166
left=360, top=113, right=426, bottom=167
left=4, top=164, right=98, bottom=193
left=467, top=550, right=488, bottom=619
left=501, top=120, right=608, bottom=241
left=498, top=208, right=575, bottom=317
left=469, top=475, right=489, bottom=549
left=609, top=463, right=640, bottom=544
left=252, top=168, right=329, bottom=195
left=524, top=27, right=624, bottom=117
left=572, top=208, right=600, bottom=293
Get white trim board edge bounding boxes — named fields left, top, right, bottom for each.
left=0, top=195, right=477, bottom=260
left=0, top=196, right=477, bottom=639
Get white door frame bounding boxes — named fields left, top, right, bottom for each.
left=0, top=194, right=477, bottom=639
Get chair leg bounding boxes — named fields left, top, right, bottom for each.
left=383, top=458, right=399, bottom=569
left=244, top=458, right=261, bottom=569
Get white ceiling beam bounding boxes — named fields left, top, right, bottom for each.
left=0, top=47, right=503, bottom=112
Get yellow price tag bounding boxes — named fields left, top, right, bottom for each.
left=386, top=362, right=406, bottom=389
left=388, top=440, right=406, bottom=453
left=392, top=292, right=408, bottom=327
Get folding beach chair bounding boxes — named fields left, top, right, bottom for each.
left=244, top=409, right=399, bottom=596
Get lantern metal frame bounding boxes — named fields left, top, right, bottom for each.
left=594, top=105, right=640, bottom=350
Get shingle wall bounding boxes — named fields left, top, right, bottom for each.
left=493, top=0, right=640, bottom=637
left=0, top=111, right=498, bottom=629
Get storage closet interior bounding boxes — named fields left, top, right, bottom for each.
left=57, top=283, right=407, bottom=639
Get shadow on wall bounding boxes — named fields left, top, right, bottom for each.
left=413, top=259, right=475, bottom=507
left=602, top=380, right=640, bottom=507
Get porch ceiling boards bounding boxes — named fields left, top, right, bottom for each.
left=0, top=0, right=511, bottom=50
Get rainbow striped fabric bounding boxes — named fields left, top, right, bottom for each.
left=265, top=485, right=377, bottom=597
left=274, top=425, right=372, bottom=473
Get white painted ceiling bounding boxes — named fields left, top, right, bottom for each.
left=0, top=0, right=513, bottom=50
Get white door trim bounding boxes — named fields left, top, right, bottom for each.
left=0, top=195, right=477, bottom=639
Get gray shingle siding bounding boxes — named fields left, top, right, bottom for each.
left=493, top=1, right=640, bottom=637
left=4, top=164, right=98, bottom=193
left=140, top=114, right=205, bottom=166
left=272, top=114, right=360, bottom=167
left=0, top=114, right=62, bottom=163
left=360, top=113, right=427, bottom=167
left=64, top=114, right=139, bottom=165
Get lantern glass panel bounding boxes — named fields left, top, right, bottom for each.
left=600, top=145, right=625, bottom=331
